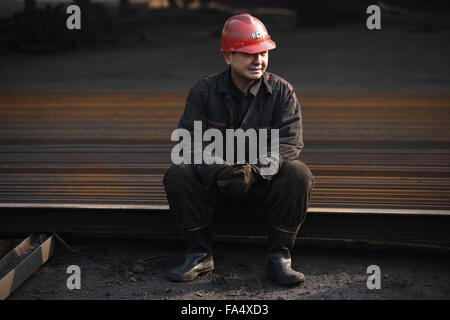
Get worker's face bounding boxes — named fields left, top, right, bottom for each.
left=224, top=51, right=269, bottom=81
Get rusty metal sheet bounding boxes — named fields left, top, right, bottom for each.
left=0, top=91, right=449, bottom=216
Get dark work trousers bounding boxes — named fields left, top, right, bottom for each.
left=163, top=160, right=315, bottom=237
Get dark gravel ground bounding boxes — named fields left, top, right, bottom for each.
left=5, top=236, right=450, bottom=300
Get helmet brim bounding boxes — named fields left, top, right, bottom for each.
left=222, top=40, right=276, bottom=54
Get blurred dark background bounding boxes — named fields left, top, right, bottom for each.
left=1, top=0, right=449, bottom=92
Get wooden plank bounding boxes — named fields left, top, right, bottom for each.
left=0, top=234, right=54, bottom=300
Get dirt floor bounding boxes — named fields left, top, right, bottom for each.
left=5, top=236, right=450, bottom=300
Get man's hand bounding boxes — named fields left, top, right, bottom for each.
left=216, top=163, right=259, bottom=195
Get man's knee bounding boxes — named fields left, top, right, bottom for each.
left=163, top=164, right=195, bottom=190
left=277, top=160, right=315, bottom=192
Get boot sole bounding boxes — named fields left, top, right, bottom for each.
left=265, top=269, right=305, bottom=287
left=167, top=264, right=214, bottom=282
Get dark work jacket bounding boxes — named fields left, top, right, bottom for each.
left=177, top=68, right=304, bottom=189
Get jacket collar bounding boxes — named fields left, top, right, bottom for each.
left=218, top=67, right=273, bottom=96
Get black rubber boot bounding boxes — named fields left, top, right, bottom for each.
left=167, top=226, right=214, bottom=282
left=266, top=227, right=305, bottom=286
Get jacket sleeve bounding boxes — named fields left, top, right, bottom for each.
left=177, top=80, right=229, bottom=189
left=273, top=88, right=304, bottom=162
left=253, top=86, right=304, bottom=184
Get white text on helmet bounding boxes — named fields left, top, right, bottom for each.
left=251, top=31, right=266, bottom=40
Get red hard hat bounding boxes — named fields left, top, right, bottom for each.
left=220, top=13, right=276, bottom=54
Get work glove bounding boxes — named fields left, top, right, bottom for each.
left=216, top=163, right=260, bottom=195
